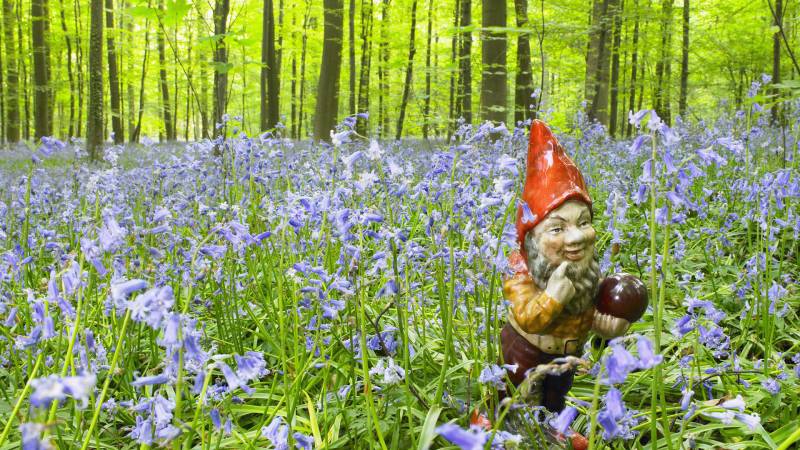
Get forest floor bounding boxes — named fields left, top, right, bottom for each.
left=0, top=109, right=798, bottom=449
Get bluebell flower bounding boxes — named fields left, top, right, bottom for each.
left=636, top=336, right=663, bottom=369
left=210, top=408, right=222, bottom=430
left=435, top=423, right=487, bottom=450
left=128, top=285, right=174, bottom=330
left=293, top=432, right=314, bottom=450
left=369, top=358, right=405, bottom=385
left=30, top=372, right=97, bottom=409
left=234, top=351, right=269, bottom=381
left=478, top=364, right=506, bottom=390
left=20, top=422, right=51, bottom=450
left=110, top=279, right=148, bottom=304
left=132, top=373, right=171, bottom=387
left=262, top=416, right=290, bottom=450
left=604, top=344, right=638, bottom=384
left=761, top=378, right=780, bottom=395
left=551, top=406, right=578, bottom=434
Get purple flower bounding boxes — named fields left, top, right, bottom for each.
left=435, top=423, right=487, bottom=450
left=478, top=364, right=506, bottom=390
left=132, top=373, right=171, bottom=387
left=218, top=361, right=254, bottom=395
left=262, top=416, right=289, bottom=450
left=30, top=372, right=97, bottom=409
left=761, top=378, right=780, bottom=395
left=293, top=432, right=314, bottom=450
left=234, top=351, right=269, bottom=381
left=680, top=387, right=694, bottom=411
left=110, top=279, right=148, bottom=304
left=20, top=422, right=51, bottom=450
left=519, top=201, right=537, bottom=224
left=210, top=408, right=222, bottom=430
left=604, top=344, right=638, bottom=384
left=127, top=286, right=174, bottom=329
left=551, top=406, right=578, bottom=434
left=636, top=336, right=663, bottom=369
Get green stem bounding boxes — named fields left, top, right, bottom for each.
left=0, top=351, right=44, bottom=447
left=80, top=309, right=132, bottom=450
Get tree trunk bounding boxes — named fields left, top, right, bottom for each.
left=356, top=0, right=373, bottom=135
left=297, top=1, right=311, bottom=139
left=654, top=0, right=672, bottom=124
left=678, top=0, right=689, bottom=117
left=74, top=0, right=84, bottom=136
left=213, top=0, right=230, bottom=136
left=422, top=0, right=433, bottom=138
left=17, top=0, right=29, bottom=140
left=377, top=0, right=390, bottom=137
left=131, top=18, right=148, bottom=143
left=395, top=0, right=418, bottom=140
left=313, top=0, right=344, bottom=142
left=157, top=0, right=174, bottom=140
left=448, top=0, right=459, bottom=136
left=105, top=0, right=123, bottom=143
left=348, top=0, right=356, bottom=115
left=625, top=0, right=639, bottom=137
left=585, top=0, right=615, bottom=126
left=261, top=0, right=279, bottom=130
left=770, top=0, right=781, bottom=124
left=56, top=0, right=74, bottom=137
left=457, top=0, right=472, bottom=124
left=481, top=0, right=507, bottom=124
left=3, top=0, right=19, bottom=141
left=290, top=10, right=298, bottom=138
left=608, top=0, right=623, bottom=136
left=513, top=0, right=533, bottom=125
left=32, top=0, right=51, bottom=139
left=87, top=0, right=103, bottom=160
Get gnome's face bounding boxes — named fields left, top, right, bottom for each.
left=524, top=200, right=600, bottom=314
left=532, top=200, right=596, bottom=268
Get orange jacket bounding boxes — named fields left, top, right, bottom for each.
left=503, top=251, right=594, bottom=340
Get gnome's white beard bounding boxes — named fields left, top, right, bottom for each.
left=524, top=231, right=601, bottom=315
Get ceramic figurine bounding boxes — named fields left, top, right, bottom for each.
left=500, top=120, right=648, bottom=414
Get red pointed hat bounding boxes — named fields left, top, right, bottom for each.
left=516, top=120, right=592, bottom=251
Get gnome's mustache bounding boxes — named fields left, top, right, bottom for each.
left=524, top=232, right=600, bottom=314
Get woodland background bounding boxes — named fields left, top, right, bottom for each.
left=0, top=0, right=798, bottom=156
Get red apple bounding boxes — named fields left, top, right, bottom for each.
left=595, top=273, right=648, bottom=322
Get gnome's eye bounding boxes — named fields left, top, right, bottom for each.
left=549, top=227, right=563, bottom=234
left=579, top=220, right=591, bottom=227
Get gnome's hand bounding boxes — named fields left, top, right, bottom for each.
left=545, top=262, right=576, bottom=304
left=592, top=311, right=630, bottom=339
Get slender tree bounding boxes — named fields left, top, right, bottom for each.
left=105, top=0, right=123, bottom=143
left=131, top=18, right=148, bottom=143
left=74, top=0, right=84, bottom=136
left=57, top=0, right=74, bottom=137
left=679, top=0, right=689, bottom=117
left=481, top=0, right=507, bottom=124
left=422, top=0, right=433, bottom=138
left=2, top=0, right=19, bottom=141
left=448, top=0, right=459, bottom=133
left=609, top=0, right=623, bottom=136
left=261, top=0, right=279, bottom=130
left=32, top=0, right=51, bottom=138
left=395, top=0, right=418, bottom=140
left=355, top=0, right=373, bottom=135
left=313, top=0, right=344, bottom=142
left=297, top=0, right=311, bottom=138
left=625, top=0, right=639, bottom=137
left=514, top=0, right=533, bottom=125
left=157, top=0, right=174, bottom=140
left=213, top=0, right=231, bottom=135
left=585, top=0, right=616, bottom=126
left=770, top=0, right=781, bottom=124
left=654, top=0, right=672, bottom=124
left=87, top=0, right=103, bottom=160
left=457, top=0, right=472, bottom=125
left=377, top=0, right=390, bottom=137
left=348, top=0, right=355, bottom=115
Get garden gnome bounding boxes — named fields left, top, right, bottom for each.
left=501, top=120, right=643, bottom=413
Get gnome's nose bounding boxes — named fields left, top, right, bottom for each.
left=564, top=228, right=586, bottom=248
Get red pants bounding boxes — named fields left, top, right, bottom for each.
left=500, top=323, right=576, bottom=412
